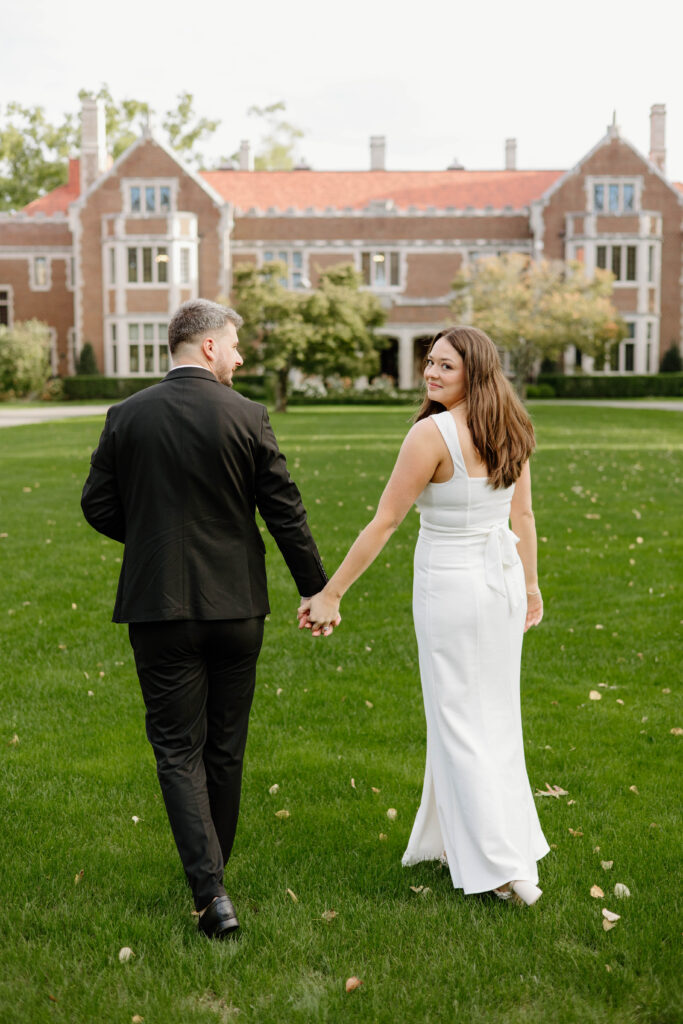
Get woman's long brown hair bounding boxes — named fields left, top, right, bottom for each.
left=414, top=326, right=535, bottom=489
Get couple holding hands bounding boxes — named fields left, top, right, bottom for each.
left=82, top=298, right=548, bottom=940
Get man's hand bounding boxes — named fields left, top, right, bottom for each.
left=297, top=592, right=342, bottom=637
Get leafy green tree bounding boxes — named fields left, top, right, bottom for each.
left=76, top=342, right=99, bottom=375
left=451, top=253, right=626, bottom=395
left=0, top=319, right=51, bottom=397
left=0, top=88, right=221, bottom=210
left=0, top=103, right=76, bottom=210
left=659, top=343, right=682, bottom=373
left=231, top=261, right=386, bottom=411
left=248, top=101, right=304, bottom=170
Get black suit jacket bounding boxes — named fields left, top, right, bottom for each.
left=81, top=367, right=327, bottom=622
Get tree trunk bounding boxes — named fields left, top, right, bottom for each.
left=275, top=367, right=289, bottom=413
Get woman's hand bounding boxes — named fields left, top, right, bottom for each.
left=297, top=589, right=342, bottom=637
left=524, top=590, right=543, bottom=632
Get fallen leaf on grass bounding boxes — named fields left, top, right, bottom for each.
left=670, top=727, right=683, bottom=736
left=590, top=885, right=604, bottom=898
left=386, top=808, right=397, bottom=821
left=568, top=828, right=584, bottom=837
left=286, top=888, right=298, bottom=903
left=350, top=778, right=356, bottom=789
left=345, top=977, right=362, bottom=993
left=275, top=809, right=290, bottom=819
left=321, top=910, right=337, bottom=922
left=276, top=687, right=283, bottom=697
left=74, top=869, right=84, bottom=885
left=589, top=690, right=602, bottom=701
left=602, top=908, right=620, bottom=932
left=629, top=785, right=639, bottom=794
left=131, top=816, right=141, bottom=825
left=410, top=885, right=424, bottom=893
left=132, top=1016, right=144, bottom=1023
left=567, top=799, right=576, bottom=806
left=268, top=784, right=279, bottom=795
left=365, top=700, right=374, bottom=708
left=534, top=783, right=569, bottom=798
left=8, top=734, right=19, bottom=746
left=118, top=947, right=134, bottom=962
left=378, top=833, right=387, bottom=841
left=371, top=787, right=380, bottom=794
left=614, top=883, right=631, bottom=898
left=601, top=861, right=614, bottom=871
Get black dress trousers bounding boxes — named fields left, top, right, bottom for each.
left=129, top=617, right=264, bottom=910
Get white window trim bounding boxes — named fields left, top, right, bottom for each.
left=107, top=317, right=170, bottom=377
left=65, top=255, right=75, bottom=292
left=586, top=176, right=642, bottom=215
left=122, top=178, right=177, bottom=216
left=359, top=249, right=403, bottom=291
left=29, top=255, right=51, bottom=291
left=260, top=247, right=309, bottom=289
left=594, top=242, right=639, bottom=285
left=0, top=284, right=14, bottom=329
left=125, top=244, right=171, bottom=287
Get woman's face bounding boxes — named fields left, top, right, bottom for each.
left=424, top=337, right=466, bottom=408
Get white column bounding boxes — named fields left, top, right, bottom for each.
left=398, top=331, right=415, bottom=389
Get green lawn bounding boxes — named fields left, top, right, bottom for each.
left=0, top=405, right=681, bottom=1024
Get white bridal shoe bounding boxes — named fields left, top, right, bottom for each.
left=493, top=880, right=543, bottom=906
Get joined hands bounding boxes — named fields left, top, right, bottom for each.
left=297, top=590, right=342, bottom=638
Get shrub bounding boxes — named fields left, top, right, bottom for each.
left=526, top=383, right=556, bottom=398
left=0, top=319, right=51, bottom=398
left=536, top=373, right=683, bottom=398
left=659, top=345, right=682, bottom=373
left=76, top=342, right=100, bottom=375
left=62, top=373, right=275, bottom=403
left=41, top=377, right=65, bottom=401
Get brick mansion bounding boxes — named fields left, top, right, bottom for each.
left=0, top=101, right=681, bottom=387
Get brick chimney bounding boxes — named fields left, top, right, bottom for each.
left=80, top=98, right=107, bottom=194
left=505, top=138, right=517, bottom=170
left=649, top=104, right=666, bottom=174
left=239, top=140, right=253, bottom=171
left=370, top=135, right=386, bottom=171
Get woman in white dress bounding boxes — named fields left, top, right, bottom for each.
left=299, top=326, right=549, bottom=906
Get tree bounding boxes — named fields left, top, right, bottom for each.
left=659, top=343, right=682, bottom=373
left=231, top=261, right=386, bottom=411
left=0, top=103, right=76, bottom=210
left=76, top=342, right=99, bottom=375
left=248, top=101, right=303, bottom=170
left=0, top=319, right=51, bottom=397
left=0, top=88, right=221, bottom=210
left=451, top=253, right=626, bottom=395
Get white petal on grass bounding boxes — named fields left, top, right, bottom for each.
left=601, top=860, right=614, bottom=870
left=602, top=908, right=620, bottom=923
left=614, top=883, right=631, bottom=898
left=268, top=784, right=279, bottom=795
left=386, top=808, right=397, bottom=821
left=286, top=888, right=298, bottom=903
left=321, top=909, right=337, bottom=922
left=589, top=690, right=602, bottom=701
left=629, top=785, right=639, bottom=794
left=118, top=947, right=134, bottom=962
left=131, top=816, right=141, bottom=825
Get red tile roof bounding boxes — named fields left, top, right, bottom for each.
left=22, top=158, right=80, bottom=216
left=200, top=169, right=564, bottom=212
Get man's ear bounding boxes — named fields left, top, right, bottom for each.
left=201, top=335, right=215, bottom=361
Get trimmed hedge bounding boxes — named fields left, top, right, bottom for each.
left=536, top=373, right=683, bottom=398
left=61, top=374, right=273, bottom=403
left=288, top=390, right=422, bottom=406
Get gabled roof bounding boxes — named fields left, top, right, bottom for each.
left=22, top=158, right=80, bottom=215
left=199, top=169, right=564, bottom=212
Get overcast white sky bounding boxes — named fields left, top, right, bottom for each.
left=3, top=0, right=682, bottom=181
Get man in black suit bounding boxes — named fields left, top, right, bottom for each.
left=82, top=298, right=332, bottom=939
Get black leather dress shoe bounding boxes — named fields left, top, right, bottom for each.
left=198, top=895, right=240, bottom=939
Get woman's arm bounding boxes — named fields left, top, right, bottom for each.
left=299, top=419, right=442, bottom=631
left=509, top=460, right=543, bottom=631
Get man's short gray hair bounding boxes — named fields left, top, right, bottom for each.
left=168, top=299, right=243, bottom=354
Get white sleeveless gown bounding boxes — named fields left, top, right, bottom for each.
left=402, top=411, right=549, bottom=893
